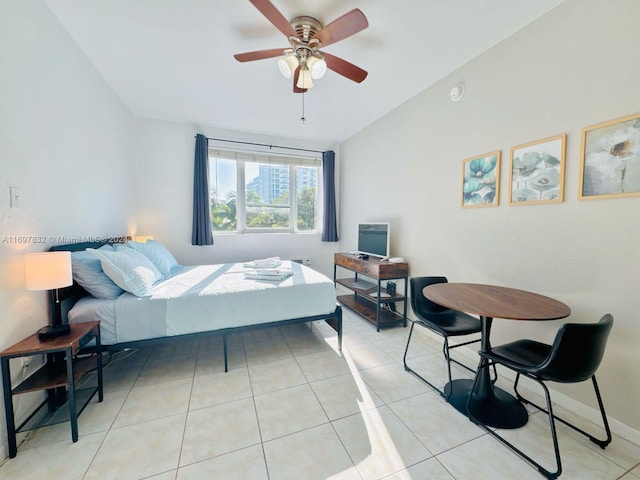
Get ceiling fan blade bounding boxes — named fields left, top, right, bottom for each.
left=249, top=0, right=297, bottom=38
left=313, top=9, right=368, bottom=47
left=324, top=52, right=368, bottom=83
left=293, top=67, right=307, bottom=93
left=234, top=48, right=285, bottom=62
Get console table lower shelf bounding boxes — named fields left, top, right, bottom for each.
left=337, top=293, right=406, bottom=328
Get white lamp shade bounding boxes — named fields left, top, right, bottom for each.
left=296, top=66, right=313, bottom=89
left=278, top=55, right=298, bottom=79
left=25, top=251, right=73, bottom=291
left=307, top=56, right=327, bottom=79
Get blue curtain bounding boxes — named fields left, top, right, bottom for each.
left=321, top=150, right=338, bottom=242
left=192, top=134, right=214, bottom=245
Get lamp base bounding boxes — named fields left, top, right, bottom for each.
left=38, top=324, right=71, bottom=340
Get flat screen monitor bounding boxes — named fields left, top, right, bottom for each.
left=357, top=223, right=390, bottom=259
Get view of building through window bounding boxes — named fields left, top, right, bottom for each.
left=209, top=151, right=319, bottom=233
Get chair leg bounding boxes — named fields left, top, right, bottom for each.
left=467, top=360, right=563, bottom=479
left=404, top=323, right=488, bottom=400
left=514, top=374, right=612, bottom=449
left=446, top=338, right=497, bottom=383
left=402, top=321, right=415, bottom=368
left=403, top=322, right=448, bottom=398
left=443, top=337, right=455, bottom=397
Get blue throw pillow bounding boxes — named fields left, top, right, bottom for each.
left=71, top=245, right=124, bottom=299
left=123, top=240, right=179, bottom=277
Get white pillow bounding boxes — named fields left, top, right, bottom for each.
left=122, top=240, right=179, bottom=276
left=87, top=247, right=163, bottom=297
left=71, top=244, right=124, bottom=299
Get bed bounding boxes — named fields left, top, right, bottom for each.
left=50, top=241, right=342, bottom=371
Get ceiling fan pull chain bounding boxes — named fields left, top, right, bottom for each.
left=300, top=92, right=306, bottom=124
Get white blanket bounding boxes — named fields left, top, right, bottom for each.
left=69, top=261, right=337, bottom=344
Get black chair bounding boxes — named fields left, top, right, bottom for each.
left=468, top=314, right=613, bottom=479
left=403, top=276, right=486, bottom=398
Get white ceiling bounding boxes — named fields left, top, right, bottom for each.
left=43, top=0, right=564, bottom=145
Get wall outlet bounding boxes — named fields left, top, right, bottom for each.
left=302, top=258, right=311, bottom=266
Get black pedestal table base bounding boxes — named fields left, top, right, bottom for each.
left=444, top=379, right=529, bottom=429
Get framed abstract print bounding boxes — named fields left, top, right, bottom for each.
left=462, top=151, right=500, bottom=208
left=579, top=112, right=640, bottom=200
left=509, top=134, right=566, bottom=205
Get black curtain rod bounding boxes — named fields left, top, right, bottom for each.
left=198, top=136, right=324, bottom=154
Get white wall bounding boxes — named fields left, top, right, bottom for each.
left=340, top=0, right=640, bottom=435
left=0, top=0, right=134, bottom=458
left=132, top=118, right=340, bottom=277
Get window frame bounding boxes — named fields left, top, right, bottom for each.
left=209, top=148, right=322, bottom=234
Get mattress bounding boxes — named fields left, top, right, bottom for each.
left=68, top=261, right=337, bottom=345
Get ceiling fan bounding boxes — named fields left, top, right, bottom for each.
left=234, top=0, right=369, bottom=93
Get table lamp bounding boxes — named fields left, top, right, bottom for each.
left=132, top=235, right=154, bottom=243
left=25, top=251, right=73, bottom=340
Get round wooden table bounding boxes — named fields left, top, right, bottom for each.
left=423, top=283, right=571, bottom=429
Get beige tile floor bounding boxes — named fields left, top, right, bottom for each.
left=1, top=309, right=639, bottom=480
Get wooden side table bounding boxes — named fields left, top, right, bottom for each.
left=1, top=321, right=103, bottom=458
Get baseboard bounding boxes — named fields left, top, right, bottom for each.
left=0, top=440, right=7, bottom=464
left=550, top=389, right=640, bottom=447
left=0, top=390, right=46, bottom=462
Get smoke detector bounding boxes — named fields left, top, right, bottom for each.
left=450, top=84, right=465, bottom=102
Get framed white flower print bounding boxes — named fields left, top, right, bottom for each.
left=509, top=134, right=566, bottom=205
left=579, top=112, right=640, bottom=199
left=461, top=150, right=500, bottom=208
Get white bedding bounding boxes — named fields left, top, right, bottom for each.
left=68, top=261, right=337, bottom=344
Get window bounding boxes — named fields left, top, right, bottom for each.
left=209, top=149, right=321, bottom=233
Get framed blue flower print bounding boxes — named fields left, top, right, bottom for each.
left=579, top=112, right=640, bottom=200
left=461, top=150, right=501, bottom=208
left=509, top=134, right=566, bottom=205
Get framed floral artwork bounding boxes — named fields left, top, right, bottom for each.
left=509, top=134, right=566, bottom=205
left=461, top=150, right=500, bottom=208
left=579, top=112, right=640, bottom=199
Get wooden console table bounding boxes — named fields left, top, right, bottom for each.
left=334, top=253, right=408, bottom=331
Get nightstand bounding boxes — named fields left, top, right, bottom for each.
left=0, top=321, right=103, bottom=458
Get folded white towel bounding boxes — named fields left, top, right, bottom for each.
left=244, top=270, right=292, bottom=281
left=254, top=268, right=293, bottom=276
left=243, top=257, right=282, bottom=268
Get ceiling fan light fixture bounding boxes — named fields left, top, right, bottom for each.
left=307, top=55, right=327, bottom=80
left=296, top=66, right=313, bottom=89
left=278, top=54, right=298, bottom=79
left=233, top=4, right=369, bottom=93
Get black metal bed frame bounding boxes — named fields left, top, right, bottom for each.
left=49, top=241, right=342, bottom=371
